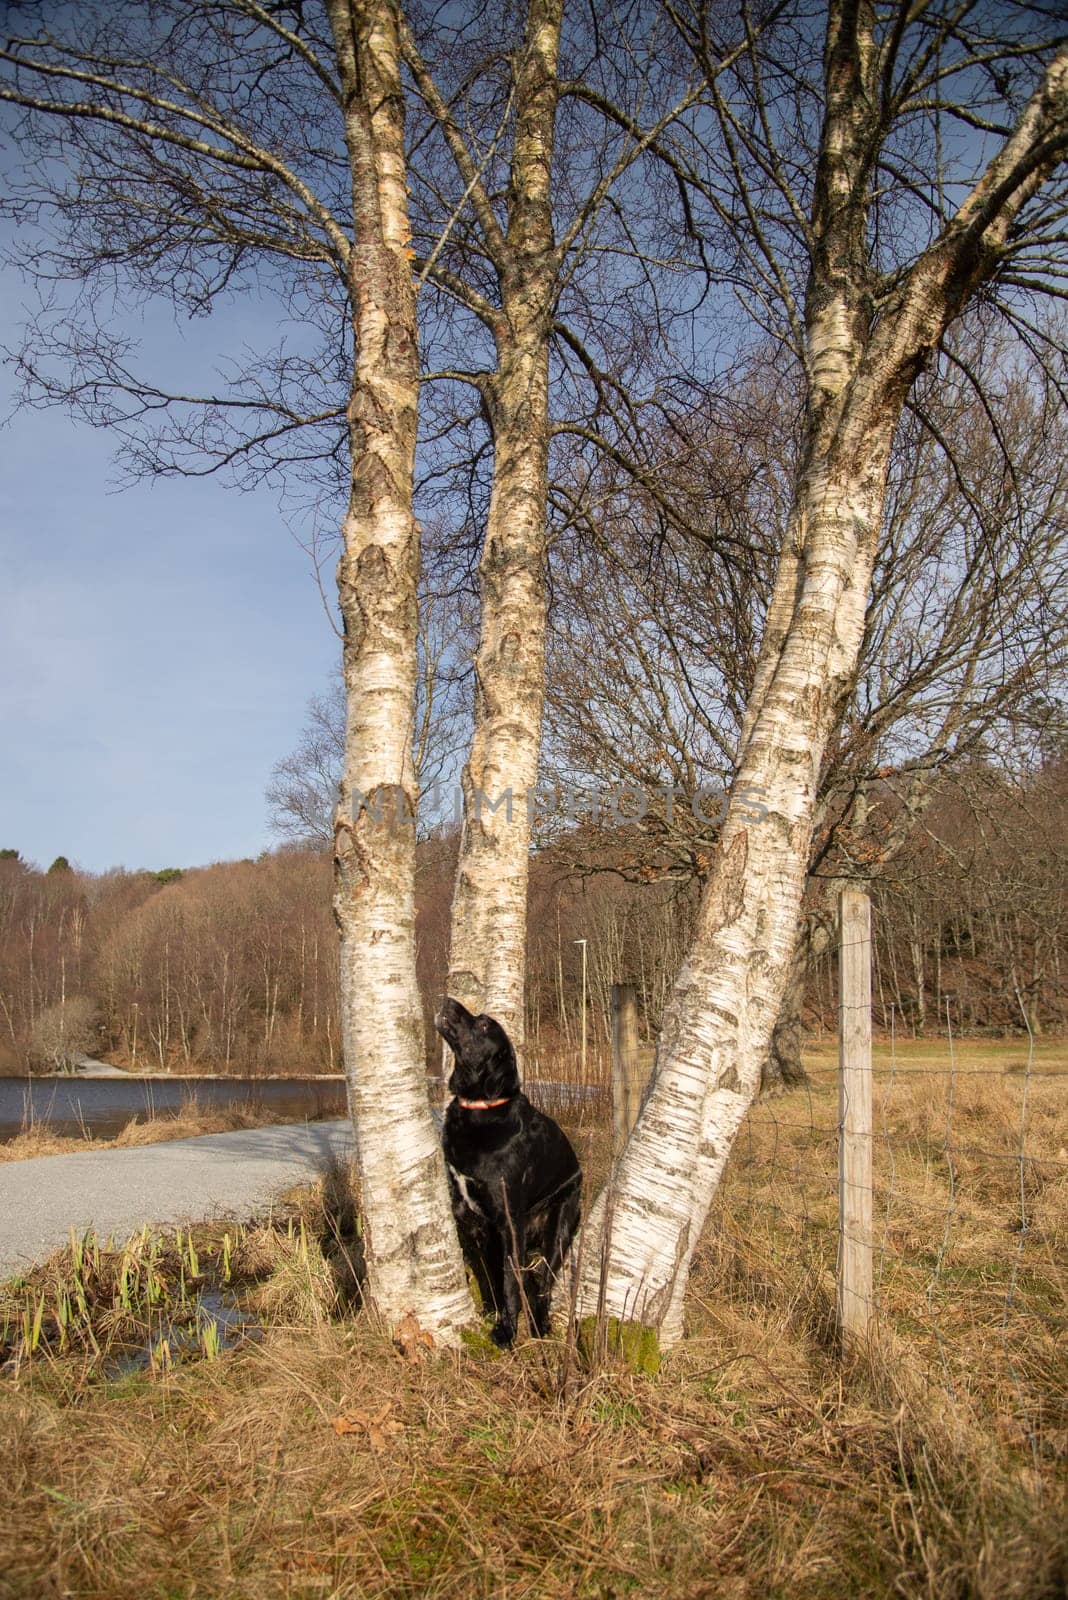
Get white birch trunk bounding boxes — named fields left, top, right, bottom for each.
left=327, top=0, right=470, bottom=1342
left=447, top=338, right=551, bottom=1049
left=580, top=448, right=895, bottom=1339
left=446, top=0, right=562, bottom=1056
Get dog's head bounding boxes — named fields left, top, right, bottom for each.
left=434, top=996, right=519, bottom=1104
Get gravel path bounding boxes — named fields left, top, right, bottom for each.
left=0, top=1119, right=356, bottom=1281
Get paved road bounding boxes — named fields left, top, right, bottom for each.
left=0, top=1083, right=598, bottom=1282
left=0, top=1119, right=356, bottom=1281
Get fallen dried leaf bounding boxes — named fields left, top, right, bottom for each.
left=331, top=1401, right=404, bottom=1449
left=393, top=1312, right=435, bottom=1363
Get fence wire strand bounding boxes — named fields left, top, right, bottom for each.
left=704, top=899, right=1065, bottom=1452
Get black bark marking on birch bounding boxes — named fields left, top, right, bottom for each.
left=409, top=1215, right=450, bottom=1265
left=642, top=1222, right=690, bottom=1330
left=354, top=455, right=403, bottom=514
left=333, top=815, right=373, bottom=891
left=347, top=837, right=375, bottom=894
left=781, top=824, right=810, bottom=872
left=703, top=829, right=748, bottom=935
left=794, top=682, right=822, bottom=723
left=748, top=946, right=774, bottom=986
left=336, top=552, right=358, bottom=597
left=693, top=1002, right=741, bottom=1030
left=349, top=382, right=393, bottom=431
left=355, top=543, right=389, bottom=589
left=448, top=967, right=482, bottom=998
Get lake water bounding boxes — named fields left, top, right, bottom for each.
left=0, top=1072, right=605, bottom=1144
left=106, top=1287, right=263, bottom=1378
left=0, top=1075, right=349, bottom=1143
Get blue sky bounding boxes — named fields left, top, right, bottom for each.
left=0, top=256, right=339, bottom=875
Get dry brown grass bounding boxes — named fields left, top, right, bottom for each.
left=2, top=1279, right=1063, bottom=1598
left=0, top=1126, right=97, bottom=1162
left=0, top=1040, right=1065, bottom=1599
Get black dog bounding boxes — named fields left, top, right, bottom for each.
left=435, top=996, right=581, bottom=1347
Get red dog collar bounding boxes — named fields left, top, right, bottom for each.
left=456, top=1096, right=511, bottom=1110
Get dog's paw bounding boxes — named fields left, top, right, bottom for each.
left=490, top=1320, right=516, bottom=1349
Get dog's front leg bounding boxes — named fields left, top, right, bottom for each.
left=491, top=1183, right=527, bottom=1348
left=491, top=1223, right=526, bottom=1347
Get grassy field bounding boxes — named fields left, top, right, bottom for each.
left=0, top=1039, right=1064, bottom=1599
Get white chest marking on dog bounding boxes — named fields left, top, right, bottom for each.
left=448, top=1165, right=485, bottom=1218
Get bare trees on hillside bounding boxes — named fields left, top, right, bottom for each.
left=0, top=853, right=95, bottom=1072
left=543, top=356, right=1068, bottom=1081
left=870, top=757, right=1068, bottom=1037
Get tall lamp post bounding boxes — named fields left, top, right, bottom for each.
left=574, top=938, right=588, bottom=1083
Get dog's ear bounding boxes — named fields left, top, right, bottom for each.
left=481, top=1016, right=520, bottom=1094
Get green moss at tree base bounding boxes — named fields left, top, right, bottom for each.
left=459, top=1324, right=504, bottom=1360
left=578, top=1316, right=661, bottom=1374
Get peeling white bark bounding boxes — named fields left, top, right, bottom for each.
left=446, top=0, right=563, bottom=1056
left=447, top=338, right=551, bottom=1051
left=575, top=453, right=893, bottom=1333
left=327, top=0, right=470, bottom=1342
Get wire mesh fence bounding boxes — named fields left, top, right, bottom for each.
left=710, top=903, right=1067, bottom=1466
left=526, top=895, right=1065, bottom=1463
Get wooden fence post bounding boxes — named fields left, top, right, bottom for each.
left=838, top=888, right=873, bottom=1345
left=610, top=983, right=644, bottom=1153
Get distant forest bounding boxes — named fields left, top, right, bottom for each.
left=2, top=757, right=1063, bottom=1078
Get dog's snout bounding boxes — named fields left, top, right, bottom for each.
left=436, top=995, right=473, bottom=1029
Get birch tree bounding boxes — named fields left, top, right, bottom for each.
left=399, top=0, right=729, bottom=1051
left=399, top=0, right=564, bottom=1051
left=324, top=0, right=470, bottom=1336
left=576, top=3, right=1068, bottom=1343
left=1, top=0, right=471, bottom=1338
